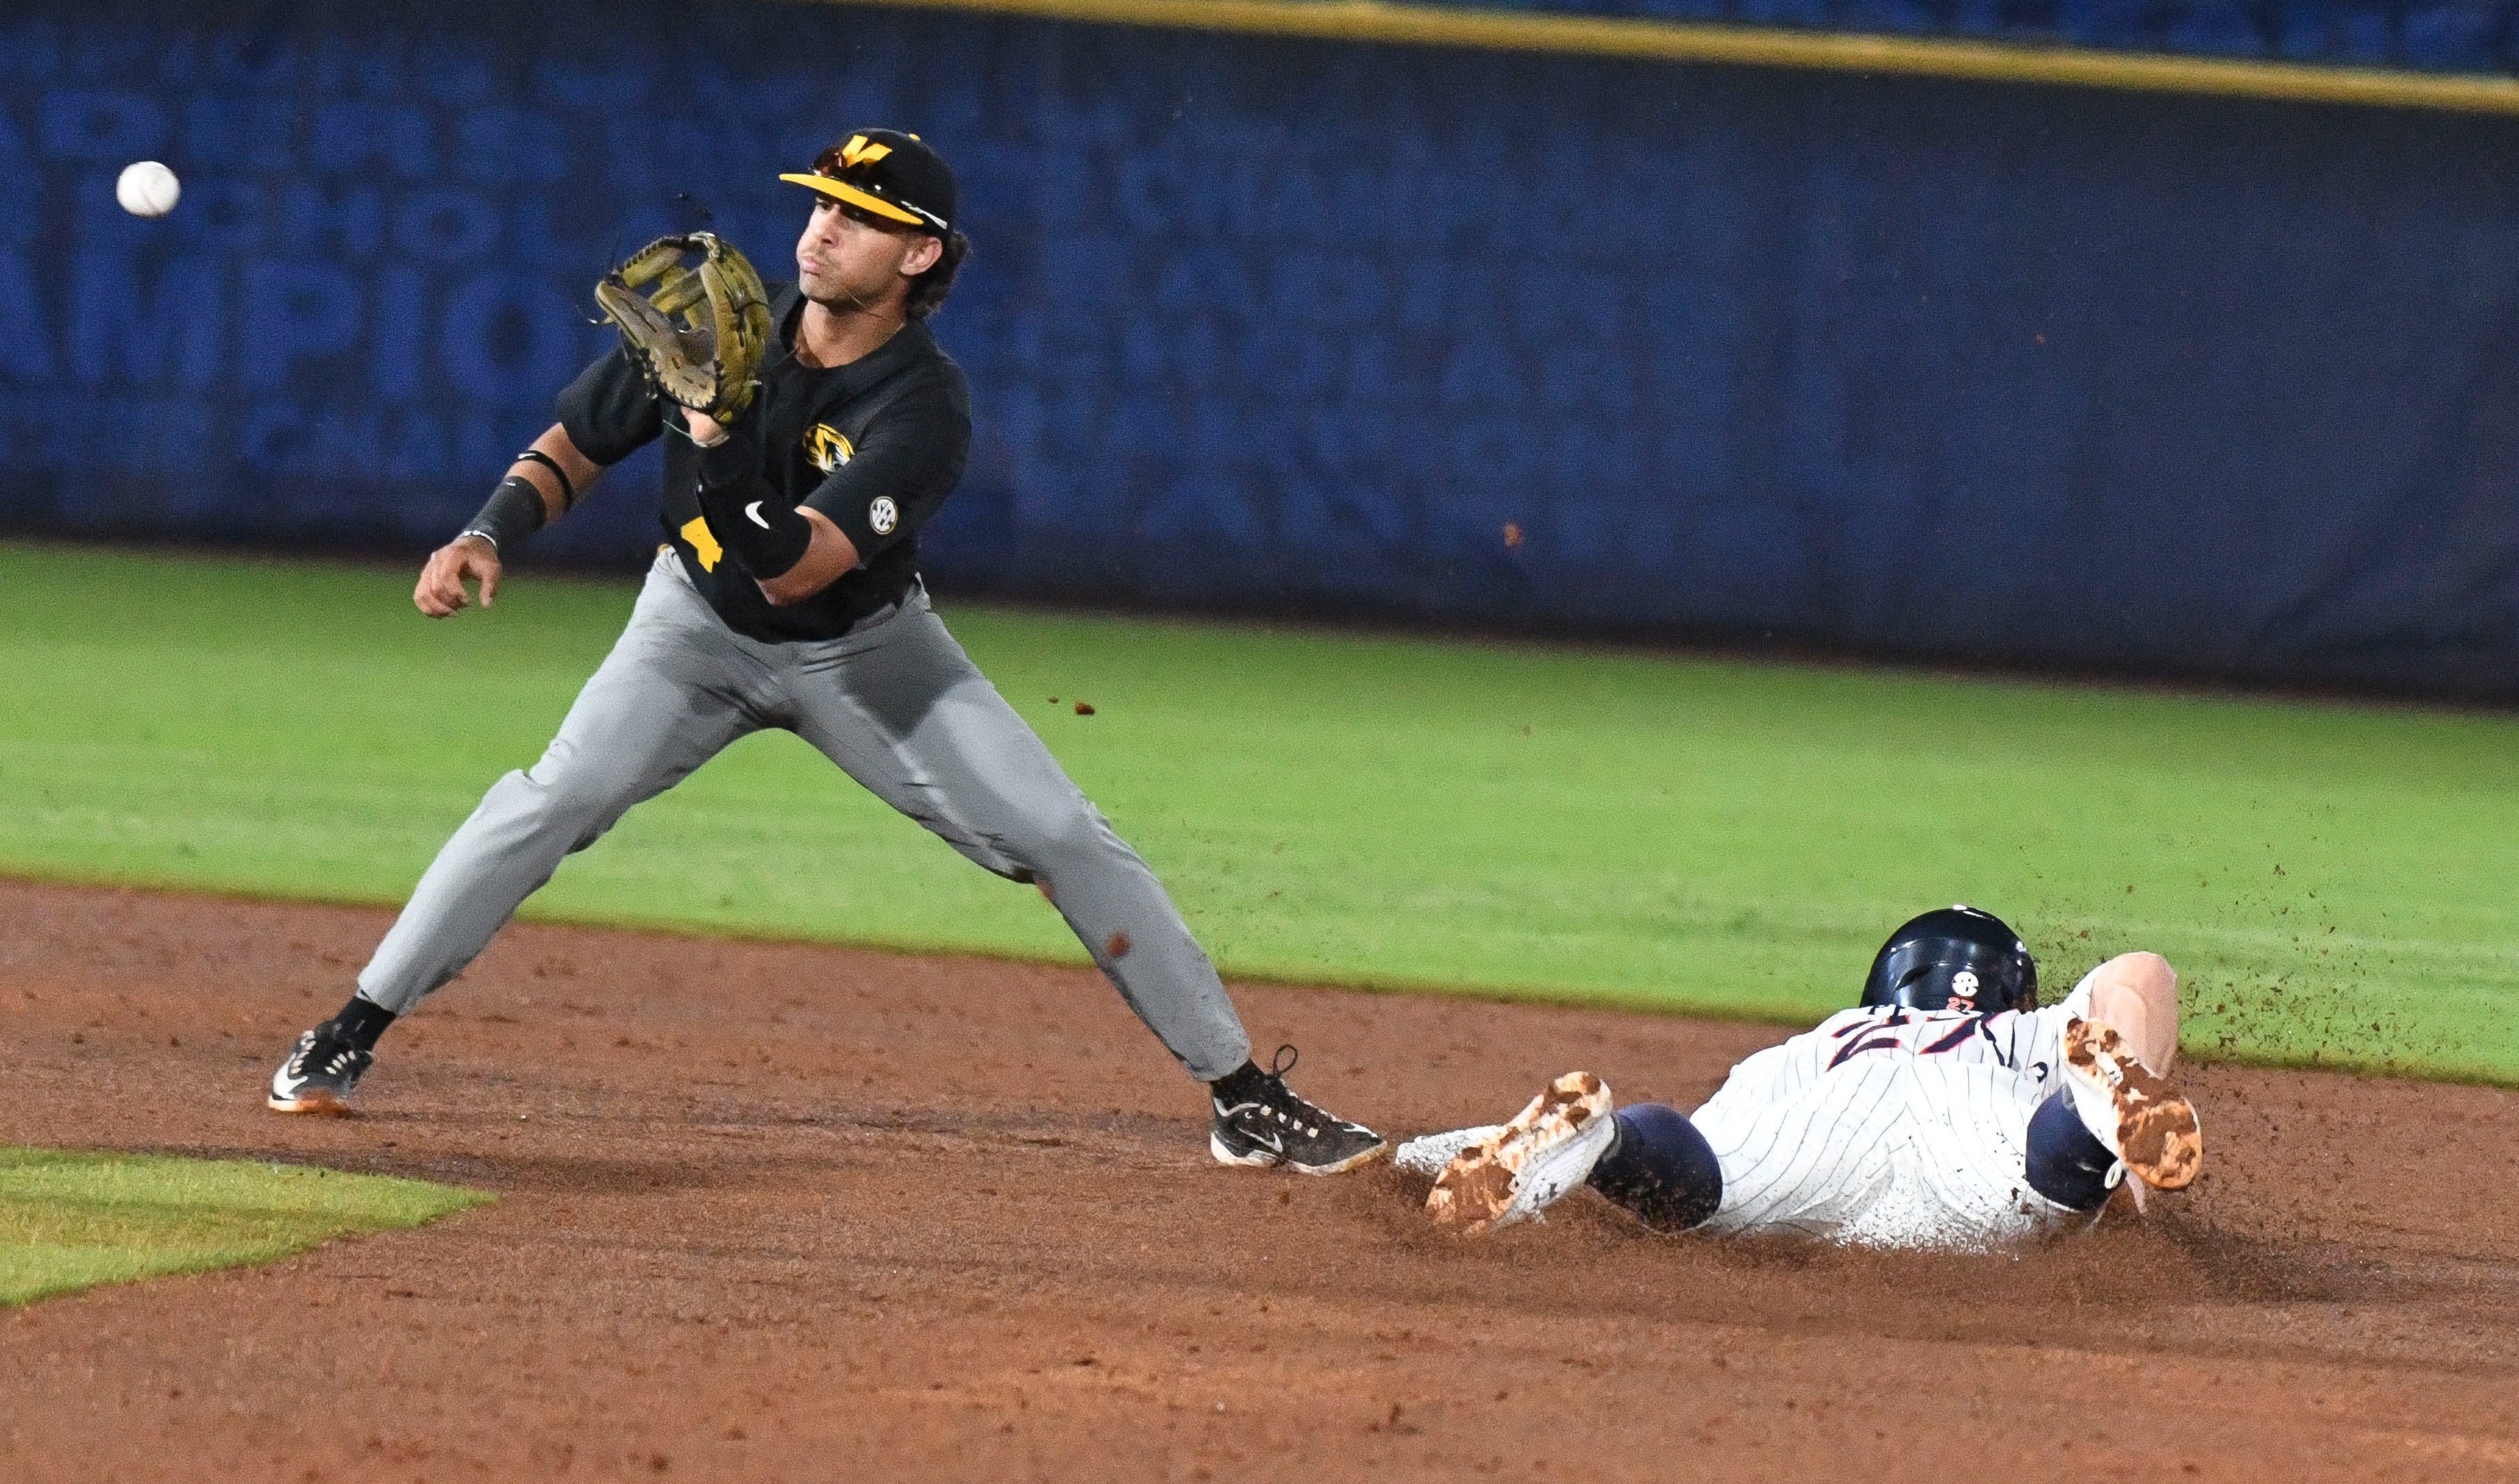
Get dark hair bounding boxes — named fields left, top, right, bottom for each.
left=905, top=229, right=970, bottom=320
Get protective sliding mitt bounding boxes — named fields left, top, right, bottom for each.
left=594, top=232, right=774, bottom=423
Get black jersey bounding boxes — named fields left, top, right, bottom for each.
left=556, top=284, right=971, bottom=643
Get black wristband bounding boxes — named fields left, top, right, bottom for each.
left=688, top=421, right=812, bottom=580
left=692, top=420, right=761, bottom=489
left=514, top=449, right=576, bottom=509
left=461, top=474, right=547, bottom=552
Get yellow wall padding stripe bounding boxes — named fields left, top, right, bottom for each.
left=804, top=0, right=2519, bottom=115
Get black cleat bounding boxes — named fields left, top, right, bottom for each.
left=268, top=1022, right=375, bottom=1116
left=1210, top=1045, right=1386, bottom=1175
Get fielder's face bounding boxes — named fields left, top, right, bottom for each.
left=795, top=200, right=944, bottom=313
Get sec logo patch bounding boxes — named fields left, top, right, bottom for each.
left=868, top=496, right=898, bottom=535
left=804, top=424, right=854, bottom=473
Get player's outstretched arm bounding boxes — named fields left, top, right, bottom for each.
left=414, top=537, right=501, bottom=617
left=414, top=425, right=608, bottom=617
left=2082, top=951, right=2178, bottom=1075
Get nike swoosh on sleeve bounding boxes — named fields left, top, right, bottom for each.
left=744, top=501, right=771, bottom=529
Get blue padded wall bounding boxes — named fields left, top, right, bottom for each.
left=6, top=1, right=2519, bottom=693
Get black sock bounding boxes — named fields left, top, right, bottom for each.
left=1208, top=1060, right=1267, bottom=1104
left=328, top=995, right=396, bottom=1052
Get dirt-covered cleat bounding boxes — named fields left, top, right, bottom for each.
left=1394, top=1125, right=1507, bottom=1178
left=268, top=1022, right=374, bottom=1116
left=1210, top=1045, right=1387, bottom=1175
left=2062, top=1018, right=2201, bottom=1191
left=1427, top=1072, right=1616, bottom=1234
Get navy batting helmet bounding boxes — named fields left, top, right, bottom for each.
left=1859, top=906, right=2037, bottom=1013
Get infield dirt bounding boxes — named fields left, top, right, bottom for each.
left=1, top=879, right=2513, bottom=1481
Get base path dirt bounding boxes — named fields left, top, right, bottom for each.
left=1, top=879, right=2513, bottom=1482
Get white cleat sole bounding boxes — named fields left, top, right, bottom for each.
left=1395, top=1125, right=1508, bottom=1178
left=2062, top=1018, right=2202, bottom=1191
left=267, top=1088, right=355, bottom=1116
left=1427, top=1073, right=1614, bottom=1234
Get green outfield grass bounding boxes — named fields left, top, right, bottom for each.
left=1, top=542, right=2513, bottom=1082
left=0, top=1148, right=490, bottom=1307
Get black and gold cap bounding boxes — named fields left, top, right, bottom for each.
left=779, top=129, right=955, bottom=236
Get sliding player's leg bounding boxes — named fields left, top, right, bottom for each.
left=1408, top=1057, right=1912, bottom=1239
left=1583, top=1102, right=1724, bottom=1231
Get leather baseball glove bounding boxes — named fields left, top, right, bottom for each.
left=593, top=232, right=774, bottom=423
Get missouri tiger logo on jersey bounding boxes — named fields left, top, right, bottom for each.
left=804, top=424, right=854, bottom=473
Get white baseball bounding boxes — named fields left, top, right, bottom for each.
left=116, top=161, right=181, bottom=218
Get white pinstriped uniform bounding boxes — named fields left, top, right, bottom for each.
left=1689, top=970, right=2103, bottom=1250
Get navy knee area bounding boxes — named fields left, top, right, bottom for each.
left=2025, top=1090, right=2116, bottom=1210
left=1586, top=1104, right=1722, bottom=1232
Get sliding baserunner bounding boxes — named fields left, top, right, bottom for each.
left=266, top=128, right=1384, bottom=1175
left=1397, top=907, right=2201, bottom=1248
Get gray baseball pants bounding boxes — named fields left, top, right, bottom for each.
left=355, top=549, right=1254, bottom=1081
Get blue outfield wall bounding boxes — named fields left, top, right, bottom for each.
left=6, top=0, right=2519, bottom=694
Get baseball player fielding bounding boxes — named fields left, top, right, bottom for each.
left=264, top=128, right=1384, bottom=1177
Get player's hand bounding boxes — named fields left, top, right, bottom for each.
left=415, top=535, right=501, bottom=617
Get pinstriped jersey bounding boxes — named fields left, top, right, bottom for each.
left=1685, top=968, right=2108, bottom=1249
left=1700, top=970, right=2098, bottom=1127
